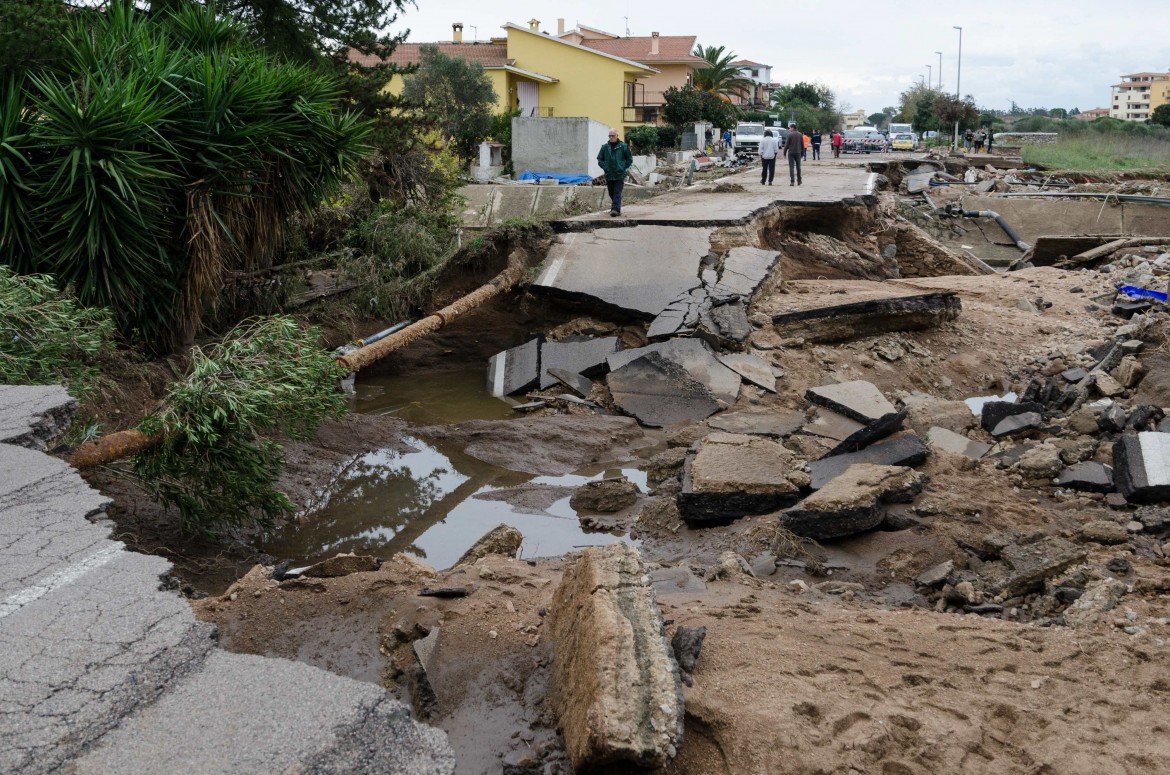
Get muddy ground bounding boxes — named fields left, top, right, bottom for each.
left=89, top=165, right=1170, bottom=773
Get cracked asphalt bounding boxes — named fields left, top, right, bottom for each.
left=0, top=386, right=454, bottom=774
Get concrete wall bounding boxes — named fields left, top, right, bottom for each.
left=960, top=195, right=1170, bottom=241
left=513, top=117, right=609, bottom=177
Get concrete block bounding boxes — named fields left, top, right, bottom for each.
left=486, top=338, right=543, bottom=397
left=808, top=434, right=929, bottom=490
left=548, top=544, right=683, bottom=770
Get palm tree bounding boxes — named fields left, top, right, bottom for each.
left=691, top=45, right=754, bottom=102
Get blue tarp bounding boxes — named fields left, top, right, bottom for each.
left=1119, top=284, right=1168, bottom=303
left=516, top=171, right=593, bottom=184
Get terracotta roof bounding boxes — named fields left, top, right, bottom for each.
left=578, top=35, right=704, bottom=63
left=731, top=59, right=768, bottom=67
left=1119, top=72, right=1170, bottom=79
left=348, top=42, right=508, bottom=68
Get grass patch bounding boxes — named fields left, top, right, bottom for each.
left=1022, top=134, right=1170, bottom=174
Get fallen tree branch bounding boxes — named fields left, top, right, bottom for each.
left=68, top=250, right=532, bottom=470
left=336, top=248, right=530, bottom=373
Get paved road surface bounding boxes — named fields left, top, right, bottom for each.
left=0, top=385, right=454, bottom=774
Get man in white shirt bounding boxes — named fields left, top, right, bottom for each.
left=758, top=129, right=779, bottom=185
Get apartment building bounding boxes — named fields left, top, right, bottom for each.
left=1109, top=72, right=1170, bottom=121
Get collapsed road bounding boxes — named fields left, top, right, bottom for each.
left=9, top=152, right=1170, bottom=774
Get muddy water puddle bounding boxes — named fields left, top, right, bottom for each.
left=262, top=370, right=642, bottom=570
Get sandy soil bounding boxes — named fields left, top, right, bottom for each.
left=181, top=250, right=1170, bottom=773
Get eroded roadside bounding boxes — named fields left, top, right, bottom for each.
left=125, top=158, right=1170, bottom=773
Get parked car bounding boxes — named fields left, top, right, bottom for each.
left=891, top=133, right=917, bottom=151
left=733, top=122, right=766, bottom=156
left=842, top=128, right=886, bottom=153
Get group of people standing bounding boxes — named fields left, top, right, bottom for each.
left=963, top=127, right=994, bottom=154
left=757, top=125, right=846, bottom=186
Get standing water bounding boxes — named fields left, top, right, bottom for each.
left=261, top=369, right=641, bottom=569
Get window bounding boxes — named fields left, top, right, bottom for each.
left=751, top=68, right=759, bottom=78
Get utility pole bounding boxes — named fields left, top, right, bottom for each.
left=953, top=26, right=963, bottom=150
left=935, top=51, right=942, bottom=90
left=926, top=65, right=932, bottom=90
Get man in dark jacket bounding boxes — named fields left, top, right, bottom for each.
left=783, top=122, right=804, bottom=186
left=597, top=129, right=634, bottom=216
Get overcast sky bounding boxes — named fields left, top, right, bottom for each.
left=387, top=0, right=1166, bottom=114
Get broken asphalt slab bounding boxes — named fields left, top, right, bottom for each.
left=716, top=352, right=776, bottom=392
left=770, top=292, right=961, bottom=344
left=807, top=434, right=929, bottom=490
left=487, top=337, right=543, bottom=397
left=678, top=432, right=805, bottom=524
left=807, top=380, right=899, bottom=425
left=532, top=226, right=712, bottom=319
left=927, top=426, right=993, bottom=459
left=778, top=464, right=927, bottom=541
left=0, top=386, right=455, bottom=774
left=539, top=337, right=621, bottom=389
left=1114, top=432, right=1170, bottom=503
left=607, top=338, right=741, bottom=404
left=606, top=352, right=724, bottom=427
left=800, top=406, right=906, bottom=457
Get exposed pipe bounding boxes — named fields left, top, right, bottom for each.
left=355, top=319, right=411, bottom=347
left=945, top=204, right=1031, bottom=251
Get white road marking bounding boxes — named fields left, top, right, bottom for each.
left=536, top=233, right=575, bottom=287
left=0, top=544, right=123, bottom=621
left=490, top=352, right=507, bottom=397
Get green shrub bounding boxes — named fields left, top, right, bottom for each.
left=625, top=124, right=659, bottom=154
left=1, top=3, right=370, bottom=352
left=656, top=125, right=681, bottom=150
left=0, top=267, right=115, bottom=399
left=134, top=316, right=347, bottom=536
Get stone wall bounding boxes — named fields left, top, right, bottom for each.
left=993, top=132, right=1058, bottom=146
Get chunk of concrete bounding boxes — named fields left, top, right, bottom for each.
left=807, top=380, right=898, bottom=424
left=607, top=352, right=722, bottom=428
left=607, top=339, right=740, bottom=404
left=991, top=412, right=1043, bottom=437
left=1061, top=367, right=1089, bottom=383
left=927, top=427, right=992, bottom=459
left=770, top=293, right=961, bottom=344
left=1093, top=372, right=1125, bottom=398
left=964, top=392, right=1018, bottom=416
left=455, top=524, right=523, bottom=567
left=1113, top=432, right=1170, bottom=503
left=807, top=434, right=929, bottom=490
left=716, top=352, right=776, bottom=392
left=549, top=544, right=684, bottom=771
left=916, top=559, right=954, bottom=587
left=678, top=432, right=804, bottom=524
left=1056, top=462, right=1114, bottom=493
left=539, top=337, right=621, bottom=389
left=996, top=537, right=1088, bottom=597
left=487, top=338, right=543, bottom=397
left=570, top=479, right=639, bottom=513
left=778, top=464, right=927, bottom=540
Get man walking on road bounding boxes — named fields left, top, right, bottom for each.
left=758, top=129, right=779, bottom=185
left=811, top=129, right=822, bottom=160
left=597, top=128, right=633, bottom=216
left=830, top=129, right=843, bottom=158
left=783, top=122, right=804, bottom=186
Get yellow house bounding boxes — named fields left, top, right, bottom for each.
left=556, top=23, right=706, bottom=125
left=1109, top=72, right=1170, bottom=122
left=355, top=19, right=658, bottom=132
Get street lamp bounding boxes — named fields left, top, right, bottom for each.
left=953, top=26, right=963, bottom=150
left=935, top=51, right=942, bottom=90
